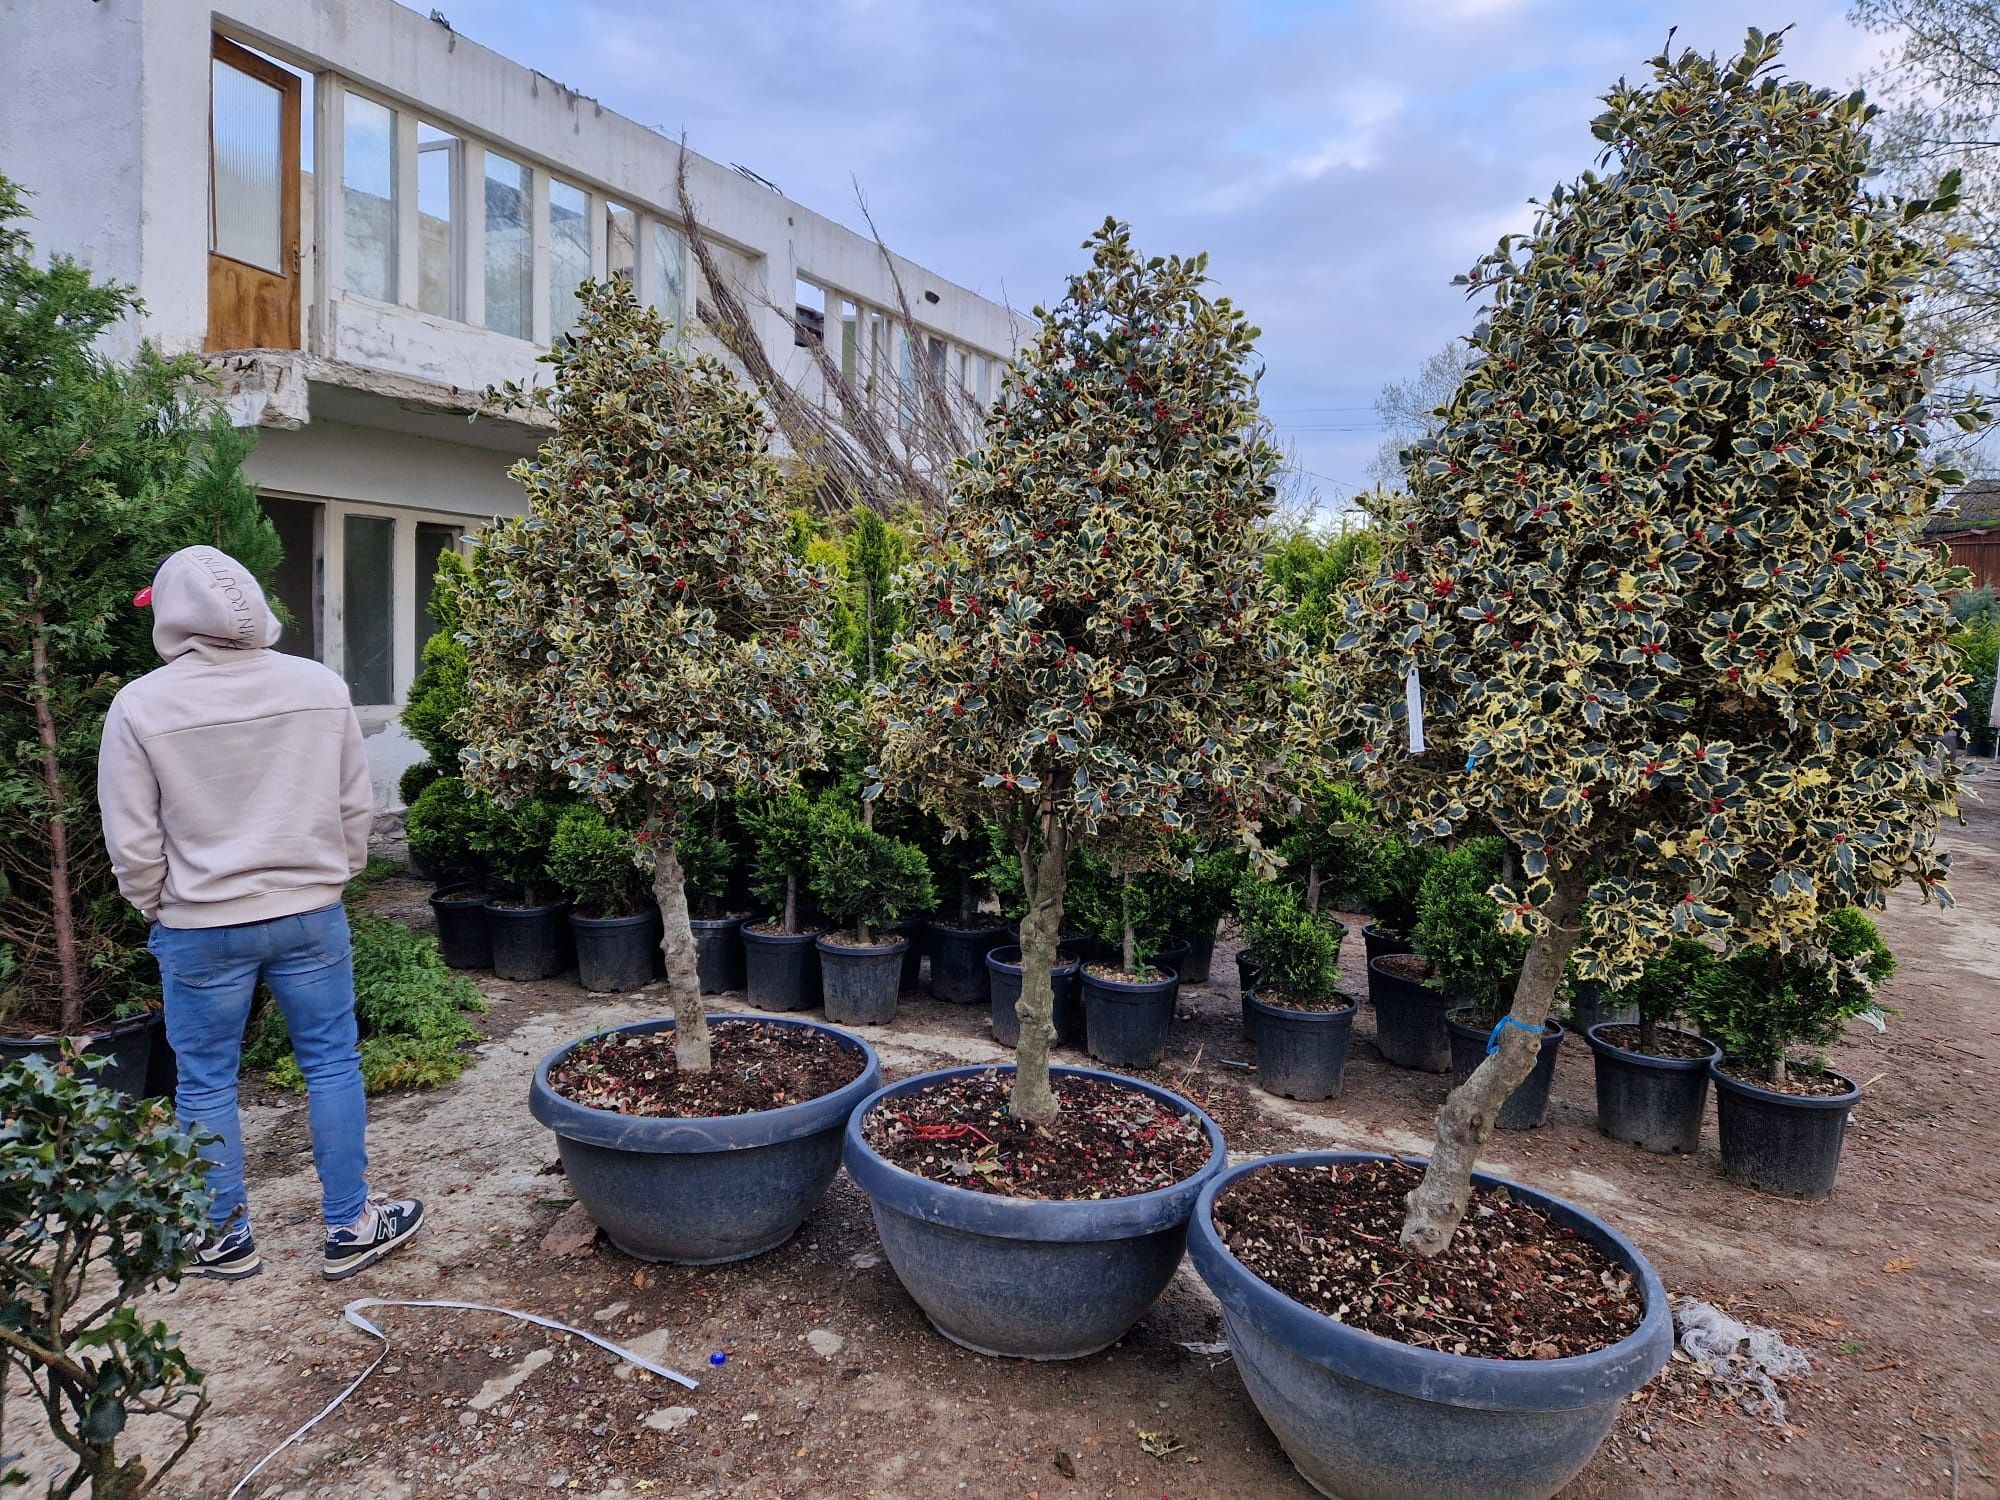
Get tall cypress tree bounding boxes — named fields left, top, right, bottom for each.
left=874, top=220, right=1297, bottom=1122
left=1332, top=32, right=1983, bottom=1252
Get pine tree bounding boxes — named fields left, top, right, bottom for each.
left=0, top=177, right=280, bottom=1034
left=458, top=278, right=843, bottom=1070
left=1331, top=32, right=1983, bottom=1252
left=873, top=220, right=1297, bottom=1122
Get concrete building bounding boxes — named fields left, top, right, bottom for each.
left=0, top=0, right=1020, bottom=803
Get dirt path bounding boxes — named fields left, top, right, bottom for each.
left=10, top=782, right=2000, bottom=1499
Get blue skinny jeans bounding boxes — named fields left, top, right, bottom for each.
left=149, top=903, right=370, bottom=1230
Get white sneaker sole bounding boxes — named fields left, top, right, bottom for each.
left=322, top=1211, right=426, bottom=1281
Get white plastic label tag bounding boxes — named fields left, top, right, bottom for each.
left=1406, top=665, right=1426, bottom=754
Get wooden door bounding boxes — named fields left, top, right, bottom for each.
left=206, top=37, right=301, bottom=351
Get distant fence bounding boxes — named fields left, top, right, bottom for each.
left=1941, top=530, right=2000, bottom=592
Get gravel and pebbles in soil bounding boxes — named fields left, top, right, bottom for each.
left=1211, top=1158, right=1644, bottom=1360
left=548, top=1019, right=864, bottom=1117
left=862, top=1070, right=1210, bottom=1199
left=1592, top=1024, right=1714, bottom=1060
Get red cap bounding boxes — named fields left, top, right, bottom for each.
left=132, top=586, right=153, bottom=608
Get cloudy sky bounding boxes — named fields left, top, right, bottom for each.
left=439, top=0, right=1888, bottom=510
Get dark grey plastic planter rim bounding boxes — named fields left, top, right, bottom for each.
left=987, top=946, right=1082, bottom=977
left=843, top=1063, right=1225, bottom=1244
left=1584, top=1022, right=1719, bottom=1070
left=815, top=934, right=910, bottom=960
left=1188, top=1150, right=1673, bottom=1413
left=1246, top=992, right=1358, bottom=1025
left=1445, top=1007, right=1562, bottom=1045
left=0, top=1010, right=154, bottom=1049
left=530, top=1014, right=881, bottom=1154
left=1709, top=1060, right=1861, bottom=1110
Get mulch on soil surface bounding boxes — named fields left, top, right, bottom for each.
left=1375, top=954, right=1432, bottom=981
left=1716, top=1061, right=1854, bottom=1096
left=821, top=930, right=904, bottom=948
left=1594, top=1024, right=1713, bottom=1060
left=1251, top=989, right=1357, bottom=1014
left=1082, top=962, right=1168, bottom=984
left=1211, top=1159, right=1644, bottom=1361
left=862, top=1071, right=1211, bottom=1199
left=547, top=1020, right=864, bottom=1118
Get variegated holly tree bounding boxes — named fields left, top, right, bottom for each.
left=459, top=278, right=843, bottom=1070
left=1333, top=30, right=1981, bottom=1254
left=872, top=219, right=1297, bottom=1123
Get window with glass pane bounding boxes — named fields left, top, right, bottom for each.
left=211, top=60, right=284, bottom=270
left=413, top=523, right=460, bottom=675
left=606, top=202, right=637, bottom=284
left=899, top=331, right=916, bottom=426
left=483, top=152, right=532, bottom=339
left=976, top=355, right=992, bottom=406
left=416, top=124, right=457, bottom=318
left=341, top=93, right=397, bottom=301
left=868, top=312, right=887, bottom=406
left=342, top=514, right=395, bottom=705
left=840, top=302, right=860, bottom=384
left=549, top=179, right=590, bottom=340
left=261, top=497, right=321, bottom=659
left=653, top=221, right=687, bottom=328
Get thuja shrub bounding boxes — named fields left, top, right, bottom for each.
left=873, top=220, right=1297, bottom=1122
left=1331, top=31, right=1980, bottom=1252
left=458, top=278, right=842, bottom=1070
left=1410, top=838, right=1530, bottom=1017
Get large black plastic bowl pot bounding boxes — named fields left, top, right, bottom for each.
left=1586, top=1024, right=1720, bottom=1155
left=692, top=915, right=747, bottom=994
left=1445, top=1010, right=1565, bottom=1131
left=986, top=946, right=1085, bottom=1048
left=570, top=910, right=660, bottom=994
left=817, top=934, right=907, bottom=1026
left=1081, top=966, right=1179, bottom=1069
left=1248, top=993, right=1357, bottom=1102
left=741, top=925, right=823, bottom=1011
left=1711, top=1062, right=1860, bottom=1199
left=530, top=1015, right=881, bottom=1265
left=1366, top=957, right=1452, bottom=1072
left=1188, top=1151, right=1674, bottom=1500
left=843, top=1064, right=1226, bottom=1360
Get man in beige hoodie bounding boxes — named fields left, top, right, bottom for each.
left=99, top=546, right=424, bottom=1281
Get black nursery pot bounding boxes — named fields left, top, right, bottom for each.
left=986, top=946, right=1084, bottom=1049
left=1567, top=979, right=1639, bottom=1035
left=1446, top=1009, right=1565, bottom=1131
left=1178, top=919, right=1221, bottom=986
left=484, top=898, right=565, bottom=981
left=1081, top=965, right=1179, bottom=1070
left=1188, top=1151, right=1673, bottom=1500
left=1586, top=1024, right=1720, bottom=1155
left=742, top=925, right=823, bottom=1012
left=0, top=1011, right=156, bottom=1098
left=530, top=1016, right=881, bottom=1264
left=1712, top=1062, right=1861, bottom=1199
left=1248, top=993, right=1357, bottom=1102
left=817, top=934, right=908, bottom=1026
left=570, top=910, right=659, bottom=994
left=692, top=915, right=747, bottom=994
left=887, top=918, right=925, bottom=991
left=1237, top=949, right=1266, bottom=1044
left=1151, top=933, right=1192, bottom=980
left=1360, top=923, right=1411, bottom=967
left=926, top=920, right=1010, bottom=1005
left=843, top=1064, right=1226, bottom=1359
left=1366, top=957, right=1452, bottom=1072
left=429, top=886, right=492, bottom=970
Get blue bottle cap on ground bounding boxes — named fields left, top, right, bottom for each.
left=709, top=1351, right=728, bottom=1366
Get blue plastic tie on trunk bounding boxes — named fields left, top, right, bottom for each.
left=1486, top=1014, right=1542, bottom=1055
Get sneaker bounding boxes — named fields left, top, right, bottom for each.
left=322, top=1197, right=426, bottom=1281
left=193, top=1222, right=262, bottom=1281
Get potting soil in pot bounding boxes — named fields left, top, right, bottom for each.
left=1715, top=1061, right=1854, bottom=1097
left=547, top=1019, right=865, bottom=1117
left=863, top=1071, right=1210, bottom=1198
left=1592, top=1024, right=1713, bottom=1060
left=1209, top=1159, right=1642, bottom=1360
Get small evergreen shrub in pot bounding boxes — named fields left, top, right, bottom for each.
left=1067, top=852, right=1184, bottom=1069
left=679, top=817, right=748, bottom=995
left=741, top=790, right=827, bottom=1011
left=1278, top=774, right=1376, bottom=918
left=810, top=806, right=935, bottom=1025
left=1421, top=842, right=1560, bottom=1130
left=1358, top=831, right=1428, bottom=968
left=550, top=805, right=659, bottom=993
left=473, top=796, right=567, bottom=982
left=408, top=777, right=498, bottom=970
left=923, top=829, right=1009, bottom=1003
left=1148, top=844, right=1246, bottom=984
left=1584, top=940, right=1720, bottom=1154
left=1690, top=910, right=1895, bottom=1198
left=1237, top=876, right=1354, bottom=1101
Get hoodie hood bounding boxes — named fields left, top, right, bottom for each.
left=151, top=546, right=281, bottom=662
